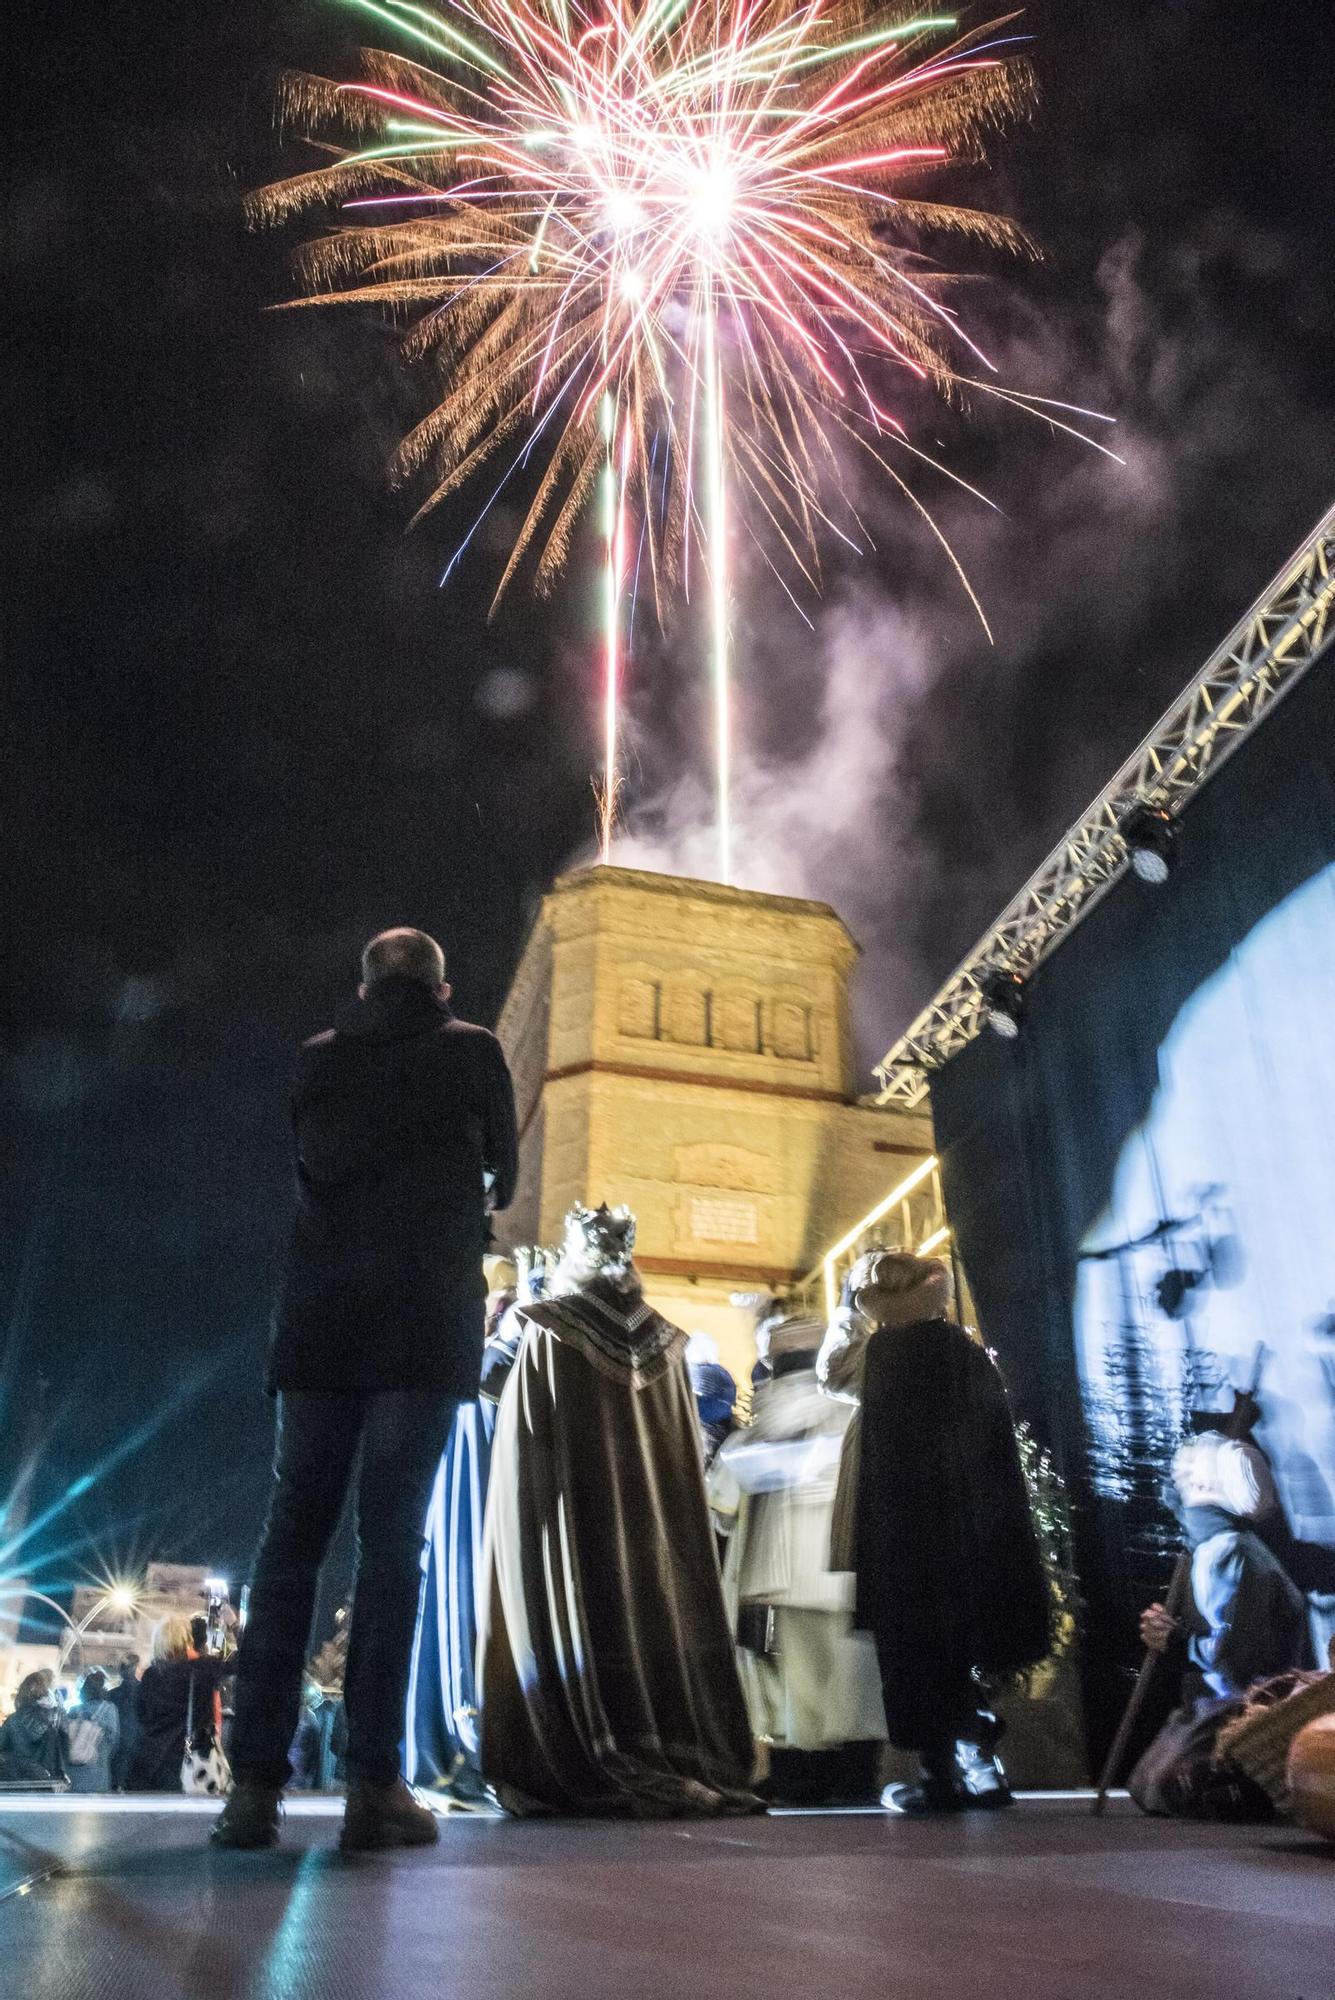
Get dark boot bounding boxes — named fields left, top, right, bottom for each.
left=340, top=1776, right=440, bottom=1852
left=211, top=1783, right=283, bottom=1849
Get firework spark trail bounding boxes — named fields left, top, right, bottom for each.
left=599, top=393, right=632, bottom=859
left=255, top=1, right=1116, bottom=877
left=703, top=283, right=731, bottom=885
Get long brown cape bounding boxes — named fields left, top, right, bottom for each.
left=478, top=1285, right=759, bottom=1816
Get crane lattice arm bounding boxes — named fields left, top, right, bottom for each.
left=875, top=502, right=1335, bottom=1108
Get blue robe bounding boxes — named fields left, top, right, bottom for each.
left=407, top=1398, right=497, bottom=1794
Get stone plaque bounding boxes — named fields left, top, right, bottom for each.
left=689, top=1195, right=760, bottom=1245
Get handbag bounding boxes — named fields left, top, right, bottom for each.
left=180, top=1667, right=232, bottom=1798
left=67, top=1714, right=104, bottom=1766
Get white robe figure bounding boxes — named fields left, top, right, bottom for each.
left=709, top=1324, right=886, bottom=1753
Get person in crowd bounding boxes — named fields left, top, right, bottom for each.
left=1128, top=1406, right=1318, bottom=1819
left=0, top=1670, right=70, bottom=1787
left=478, top=1203, right=758, bottom=1817
left=189, top=1615, right=210, bottom=1658
left=107, top=1654, right=141, bottom=1790
left=66, top=1668, right=120, bottom=1794
left=819, top=1250, right=1050, bottom=1814
left=1140, top=1414, right=1313, bottom=1702
left=213, top=927, right=518, bottom=1851
left=306, top=1688, right=345, bottom=1791
left=129, top=1616, right=228, bottom=1792
left=687, top=1346, right=739, bottom=1470
left=710, top=1308, right=886, bottom=1805
left=306, top=1610, right=350, bottom=1788
left=287, top=1681, right=326, bottom=1790
left=409, top=1255, right=520, bottom=1801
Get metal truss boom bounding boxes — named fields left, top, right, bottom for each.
left=874, top=502, right=1335, bottom=1107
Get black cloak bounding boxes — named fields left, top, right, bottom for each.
left=854, top=1317, right=1051, bottom=1745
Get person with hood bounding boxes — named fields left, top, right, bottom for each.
left=0, top=1671, right=70, bottom=1787
left=710, top=1309, right=886, bottom=1804
left=477, top=1204, right=758, bottom=1817
left=687, top=1349, right=740, bottom=1471
left=66, top=1668, right=120, bottom=1793
left=214, top=927, right=518, bottom=1851
left=819, top=1250, right=1050, bottom=1814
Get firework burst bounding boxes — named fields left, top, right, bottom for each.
left=255, top=0, right=1111, bottom=872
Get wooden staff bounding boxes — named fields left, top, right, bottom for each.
left=1091, top=1342, right=1266, bottom=1815
left=1091, top=1551, right=1191, bottom=1815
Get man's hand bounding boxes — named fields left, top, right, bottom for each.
left=1139, top=1602, right=1179, bottom=1653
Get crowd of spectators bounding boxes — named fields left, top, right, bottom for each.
left=0, top=1617, right=345, bottom=1795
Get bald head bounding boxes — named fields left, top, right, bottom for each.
left=360, top=928, right=447, bottom=992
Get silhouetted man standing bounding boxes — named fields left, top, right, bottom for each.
left=214, top=928, right=517, bottom=1850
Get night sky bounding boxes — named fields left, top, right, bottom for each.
left=6, top=2, right=1333, bottom=1619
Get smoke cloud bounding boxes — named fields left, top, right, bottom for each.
left=602, top=220, right=1335, bottom=1072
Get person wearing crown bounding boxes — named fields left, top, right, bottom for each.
left=476, top=1203, right=758, bottom=1816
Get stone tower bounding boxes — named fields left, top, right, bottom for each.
left=495, top=866, right=932, bottom=1381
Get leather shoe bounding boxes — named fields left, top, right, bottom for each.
left=340, top=1777, right=440, bottom=1851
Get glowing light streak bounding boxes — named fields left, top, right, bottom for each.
left=702, top=283, right=731, bottom=882
left=598, top=394, right=633, bottom=861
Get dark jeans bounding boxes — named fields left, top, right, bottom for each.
left=230, top=1390, right=456, bottom=1789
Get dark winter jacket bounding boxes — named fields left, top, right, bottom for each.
left=0, top=1701, right=69, bottom=1785
left=127, top=1656, right=225, bottom=1792
left=853, top=1317, right=1051, bottom=1745
left=269, top=978, right=518, bottom=1398
left=106, top=1673, right=140, bottom=1738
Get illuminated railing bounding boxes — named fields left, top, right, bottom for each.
left=793, top=1154, right=948, bottom=1319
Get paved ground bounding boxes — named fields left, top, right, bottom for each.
left=0, top=1794, right=1329, bottom=2000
